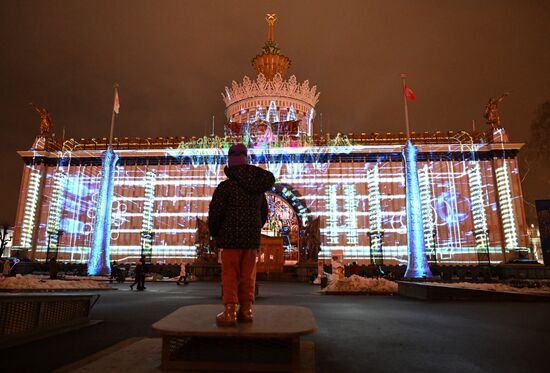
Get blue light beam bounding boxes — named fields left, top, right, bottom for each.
left=403, top=140, right=433, bottom=279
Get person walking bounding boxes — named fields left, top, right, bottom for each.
left=176, top=261, right=188, bottom=285
left=208, top=143, right=275, bottom=327
left=130, top=256, right=146, bottom=290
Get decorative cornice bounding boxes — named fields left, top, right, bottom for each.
left=222, top=72, right=320, bottom=108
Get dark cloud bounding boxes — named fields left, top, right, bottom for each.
left=0, top=0, right=549, bottom=223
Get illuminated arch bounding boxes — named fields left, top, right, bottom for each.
left=269, top=183, right=310, bottom=235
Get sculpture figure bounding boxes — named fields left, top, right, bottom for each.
left=484, top=93, right=509, bottom=129
left=30, top=103, right=54, bottom=135
left=195, top=218, right=217, bottom=262
left=300, top=217, right=321, bottom=262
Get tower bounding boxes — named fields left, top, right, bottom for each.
left=222, top=14, right=320, bottom=142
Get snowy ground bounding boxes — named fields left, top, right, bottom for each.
left=0, top=274, right=111, bottom=290
left=423, top=281, right=550, bottom=294
left=322, top=275, right=398, bottom=294
left=320, top=275, right=550, bottom=295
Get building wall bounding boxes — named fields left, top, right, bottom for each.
left=12, top=146, right=529, bottom=265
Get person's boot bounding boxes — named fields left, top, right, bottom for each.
left=238, top=302, right=253, bottom=323
left=216, top=303, right=238, bottom=327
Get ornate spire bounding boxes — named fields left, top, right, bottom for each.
left=251, top=13, right=291, bottom=80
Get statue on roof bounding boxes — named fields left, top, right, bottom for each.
left=484, top=93, right=509, bottom=129
left=30, top=103, right=54, bottom=136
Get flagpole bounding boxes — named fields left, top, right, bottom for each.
left=211, top=115, right=215, bottom=136
left=109, top=83, right=119, bottom=146
left=400, top=73, right=410, bottom=139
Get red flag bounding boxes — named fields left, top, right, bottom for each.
left=403, top=84, right=416, bottom=101
left=113, top=88, right=120, bottom=114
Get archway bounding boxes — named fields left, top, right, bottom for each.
left=262, top=183, right=311, bottom=264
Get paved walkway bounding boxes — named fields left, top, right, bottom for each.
left=4, top=282, right=550, bottom=373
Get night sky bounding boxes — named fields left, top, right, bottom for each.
left=0, top=0, right=549, bottom=224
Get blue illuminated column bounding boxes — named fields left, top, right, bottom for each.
left=403, top=140, right=433, bottom=278
left=88, top=147, right=118, bottom=275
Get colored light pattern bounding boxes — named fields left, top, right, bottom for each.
left=266, top=100, right=280, bottom=123
left=140, top=170, right=156, bottom=256
left=286, top=106, right=296, bottom=121
left=14, top=140, right=528, bottom=266
left=88, top=147, right=118, bottom=275
left=495, top=163, right=518, bottom=249
left=20, top=169, right=42, bottom=248
left=325, top=184, right=339, bottom=245
left=418, top=165, right=436, bottom=257
left=366, top=166, right=383, bottom=262
left=46, top=171, right=68, bottom=250
left=403, top=140, right=432, bottom=278
left=343, top=184, right=358, bottom=245
left=468, top=163, right=489, bottom=251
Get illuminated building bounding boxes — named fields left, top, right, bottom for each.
left=11, top=15, right=530, bottom=268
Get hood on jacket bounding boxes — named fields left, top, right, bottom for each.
left=224, top=164, right=275, bottom=194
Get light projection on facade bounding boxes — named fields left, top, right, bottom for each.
left=12, top=136, right=530, bottom=266
left=468, top=163, right=490, bottom=261
left=366, top=166, right=383, bottom=263
left=45, top=171, right=68, bottom=254
left=140, top=170, right=156, bottom=258
left=418, top=165, right=436, bottom=259
left=11, top=14, right=529, bottom=268
left=495, top=162, right=519, bottom=250
left=20, top=169, right=42, bottom=248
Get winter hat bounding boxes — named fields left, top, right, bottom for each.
left=228, top=143, right=248, bottom=167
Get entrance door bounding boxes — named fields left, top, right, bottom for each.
left=262, top=192, right=300, bottom=263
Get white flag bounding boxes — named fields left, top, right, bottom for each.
left=113, top=88, right=120, bottom=114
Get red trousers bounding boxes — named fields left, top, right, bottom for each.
left=220, top=249, right=257, bottom=305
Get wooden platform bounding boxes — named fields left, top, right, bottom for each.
left=152, top=304, right=317, bottom=372
left=56, top=337, right=315, bottom=373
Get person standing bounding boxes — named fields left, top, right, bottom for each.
left=48, top=257, right=59, bottom=280
left=208, top=143, right=275, bottom=327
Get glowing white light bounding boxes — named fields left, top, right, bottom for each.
left=367, top=165, right=383, bottom=259
left=418, top=165, right=436, bottom=255
left=495, top=162, right=518, bottom=249
left=140, top=170, right=156, bottom=255
left=286, top=105, right=297, bottom=121
left=343, top=184, right=359, bottom=245
left=21, top=169, right=42, bottom=248
left=325, top=185, right=339, bottom=245
left=468, top=163, right=489, bottom=250
left=266, top=100, right=280, bottom=123
left=46, top=172, right=68, bottom=249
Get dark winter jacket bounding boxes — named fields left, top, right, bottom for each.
left=208, top=164, right=275, bottom=249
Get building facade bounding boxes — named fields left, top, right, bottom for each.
left=10, top=15, right=530, bottom=267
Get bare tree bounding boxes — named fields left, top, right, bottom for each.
left=520, top=100, right=550, bottom=224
